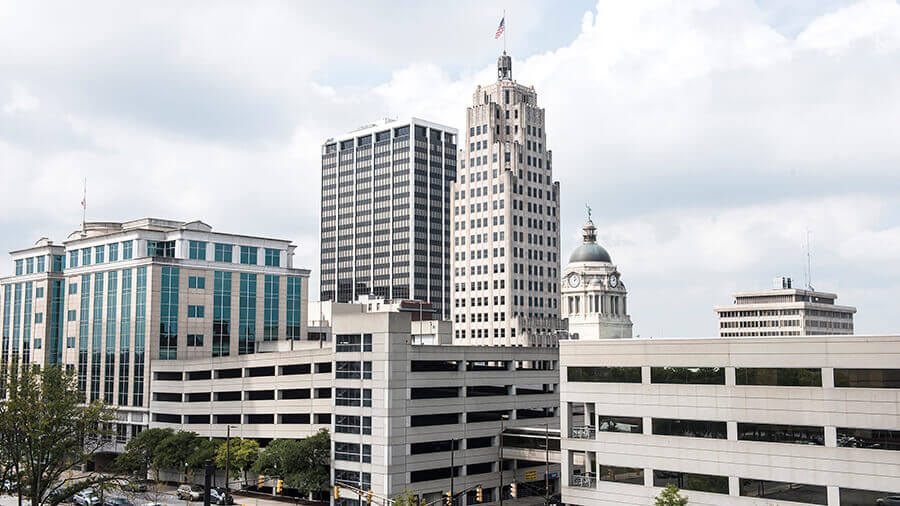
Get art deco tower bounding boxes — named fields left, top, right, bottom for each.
left=451, top=53, right=562, bottom=346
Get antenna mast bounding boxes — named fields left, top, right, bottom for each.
left=81, top=178, right=87, bottom=234
left=805, top=229, right=813, bottom=291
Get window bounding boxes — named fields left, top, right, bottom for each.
left=651, top=367, right=725, bottom=385
left=188, top=305, right=205, bottom=318
left=840, top=488, right=900, bottom=505
left=735, top=367, right=821, bottom=387
left=837, top=427, right=900, bottom=451
left=652, top=418, right=727, bottom=439
left=281, top=363, right=311, bottom=375
left=67, top=310, right=77, bottom=321
left=108, top=243, right=118, bottom=261
left=187, top=334, right=204, bottom=347
left=36, top=256, right=45, bottom=272
left=214, top=243, right=233, bottom=262
left=94, top=246, right=105, bottom=263
left=567, top=366, right=642, bottom=383
left=264, top=248, right=280, bottom=266
left=280, top=388, right=310, bottom=399
left=35, top=286, right=43, bottom=298
left=34, top=313, right=42, bottom=324
left=147, top=240, right=175, bottom=258
left=69, top=250, right=78, bottom=268
left=335, top=415, right=372, bottom=434
left=740, top=479, right=826, bottom=504
left=834, top=368, right=900, bottom=388
left=189, top=240, right=207, bottom=260
left=263, top=275, right=278, bottom=341
left=411, top=413, right=460, bottom=427
left=599, top=466, right=643, bottom=485
left=213, top=271, right=231, bottom=357
left=158, top=266, right=179, bottom=360
left=67, top=337, right=76, bottom=348
left=188, top=276, right=206, bottom=289
left=738, top=422, right=824, bottom=445
left=653, top=470, right=728, bottom=494
left=598, top=416, right=643, bottom=433
left=122, top=240, right=133, bottom=259
left=286, top=277, right=303, bottom=340
left=411, top=440, right=453, bottom=455
left=335, top=442, right=371, bottom=463
left=240, top=246, right=258, bottom=265
left=336, top=361, right=372, bottom=379
left=336, top=333, right=373, bottom=352
left=82, top=248, right=91, bottom=266
left=69, top=283, right=78, bottom=294
left=52, top=255, right=64, bottom=271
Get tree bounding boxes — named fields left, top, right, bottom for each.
left=0, top=364, right=118, bottom=506
left=215, top=438, right=259, bottom=485
left=154, top=431, right=202, bottom=482
left=116, top=427, right=174, bottom=481
left=188, top=438, right=223, bottom=485
left=392, top=490, right=422, bottom=506
left=250, top=430, right=330, bottom=497
left=655, top=484, right=689, bottom=506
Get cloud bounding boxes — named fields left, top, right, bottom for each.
left=0, top=0, right=897, bottom=337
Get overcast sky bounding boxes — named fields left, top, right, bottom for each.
left=1, top=0, right=899, bottom=337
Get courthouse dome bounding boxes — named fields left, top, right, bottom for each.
left=568, top=218, right=612, bottom=264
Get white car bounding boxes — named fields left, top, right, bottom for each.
left=74, top=490, right=101, bottom=506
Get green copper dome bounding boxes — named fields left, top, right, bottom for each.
left=569, top=217, right=612, bottom=264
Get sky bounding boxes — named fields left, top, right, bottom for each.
left=1, top=0, right=899, bottom=338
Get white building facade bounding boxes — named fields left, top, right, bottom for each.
left=560, top=335, right=900, bottom=506
left=452, top=52, right=563, bottom=347
left=715, top=277, right=855, bottom=337
left=560, top=217, right=632, bottom=340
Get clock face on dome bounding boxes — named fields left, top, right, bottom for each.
left=568, top=273, right=581, bottom=288
left=608, top=274, right=618, bottom=288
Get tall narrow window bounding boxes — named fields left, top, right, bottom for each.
left=214, top=243, right=233, bottom=262
left=264, top=275, right=279, bottom=341
left=77, top=275, right=90, bottom=399
left=264, top=248, right=280, bottom=267
left=239, top=273, right=256, bottom=354
left=240, top=246, right=258, bottom=265
left=286, top=277, right=302, bottom=340
left=90, top=272, right=103, bottom=402
left=104, top=271, right=117, bottom=403
left=213, top=271, right=232, bottom=357
left=159, top=267, right=179, bottom=360
left=118, top=269, right=131, bottom=406
left=122, top=240, right=133, bottom=260
left=189, top=240, right=207, bottom=260
left=133, top=267, right=147, bottom=406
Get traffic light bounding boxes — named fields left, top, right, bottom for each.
left=276, top=480, right=283, bottom=494
left=334, top=486, right=341, bottom=499
left=475, top=487, right=483, bottom=503
left=510, top=483, right=517, bottom=498
left=366, top=490, right=373, bottom=504
left=258, top=476, right=265, bottom=488
left=444, top=491, right=452, bottom=506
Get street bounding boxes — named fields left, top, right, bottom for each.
left=0, top=485, right=303, bottom=506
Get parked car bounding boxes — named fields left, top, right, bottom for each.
left=103, top=497, right=134, bottom=506
left=176, top=485, right=204, bottom=501
left=73, top=489, right=101, bottom=506
left=876, top=497, right=900, bottom=506
left=122, top=480, right=147, bottom=493
left=208, top=488, right=234, bottom=505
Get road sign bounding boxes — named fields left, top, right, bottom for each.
left=549, top=472, right=559, bottom=479
left=524, top=470, right=538, bottom=481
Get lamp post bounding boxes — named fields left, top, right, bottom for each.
left=499, top=414, right=509, bottom=506
left=225, top=425, right=237, bottom=500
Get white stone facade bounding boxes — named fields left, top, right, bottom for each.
left=452, top=53, right=562, bottom=347
left=560, top=335, right=900, bottom=506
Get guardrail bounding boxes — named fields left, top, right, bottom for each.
left=570, top=425, right=596, bottom=440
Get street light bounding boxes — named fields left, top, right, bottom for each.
left=499, top=414, right=509, bottom=506
left=224, top=425, right=237, bottom=501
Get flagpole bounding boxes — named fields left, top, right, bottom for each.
left=503, top=9, right=507, bottom=53
left=81, top=178, right=87, bottom=233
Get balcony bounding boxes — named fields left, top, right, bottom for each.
left=569, top=472, right=596, bottom=488
left=570, top=425, right=596, bottom=440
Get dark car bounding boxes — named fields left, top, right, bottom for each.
left=122, top=481, right=147, bottom=493
left=876, top=497, right=900, bottom=506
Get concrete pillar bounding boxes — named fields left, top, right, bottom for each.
left=727, top=421, right=738, bottom=441
left=728, top=476, right=739, bottom=496
left=822, top=367, right=835, bottom=388
left=642, top=417, right=652, bottom=435
left=641, top=366, right=650, bottom=384
left=725, top=366, right=736, bottom=386
left=825, top=426, right=837, bottom=448
left=827, top=486, right=840, bottom=505
left=644, top=468, right=653, bottom=487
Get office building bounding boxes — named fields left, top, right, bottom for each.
left=320, top=118, right=458, bottom=320
left=0, top=218, right=310, bottom=451
left=452, top=52, right=563, bottom=347
left=560, top=335, right=900, bottom=506
left=148, top=303, right=561, bottom=505
left=715, top=277, right=856, bottom=337
left=561, top=216, right=632, bottom=340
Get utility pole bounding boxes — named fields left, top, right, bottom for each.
left=544, top=423, right=550, bottom=505
left=450, top=439, right=455, bottom=505
left=499, top=414, right=508, bottom=506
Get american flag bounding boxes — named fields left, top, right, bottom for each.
left=494, top=17, right=505, bottom=39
